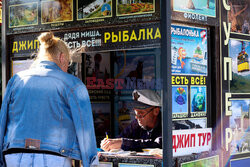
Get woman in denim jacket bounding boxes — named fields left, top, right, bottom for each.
left=0, top=32, right=98, bottom=167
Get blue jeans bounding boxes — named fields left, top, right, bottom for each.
left=5, top=153, right=72, bottom=167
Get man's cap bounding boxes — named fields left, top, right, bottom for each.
left=132, top=89, right=161, bottom=109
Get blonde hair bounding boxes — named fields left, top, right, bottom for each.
left=37, top=32, right=71, bottom=63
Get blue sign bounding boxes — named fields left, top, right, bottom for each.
left=171, top=25, right=208, bottom=76
left=231, top=158, right=250, bottom=167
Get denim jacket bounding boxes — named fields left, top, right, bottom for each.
left=0, top=61, right=98, bottom=167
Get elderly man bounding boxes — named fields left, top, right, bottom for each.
left=101, top=89, right=162, bottom=152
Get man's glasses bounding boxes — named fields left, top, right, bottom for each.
left=134, top=107, right=155, bottom=119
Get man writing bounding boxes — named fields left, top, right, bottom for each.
left=101, top=89, right=162, bottom=152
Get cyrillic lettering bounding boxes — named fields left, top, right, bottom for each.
left=34, top=40, right=39, bottom=50
left=130, top=30, right=137, bottom=41
left=202, top=133, right=207, bottom=146
left=87, top=40, right=91, bottom=47
left=112, top=32, right=118, bottom=42
left=76, top=41, right=81, bottom=48
left=207, top=132, right=211, bottom=145
left=138, top=29, right=146, bottom=40
left=64, top=34, right=69, bottom=41
left=96, top=31, right=101, bottom=37
left=147, top=28, right=153, bottom=39
left=198, top=133, right=203, bottom=146
left=154, top=28, right=161, bottom=39
left=19, top=41, right=26, bottom=51
left=190, top=134, right=195, bottom=147
left=225, top=93, right=232, bottom=116
left=12, top=42, right=18, bottom=53
left=123, top=31, right=129, bottom=42
left=27, top=41, right=33, bottom=50
left=177, top=134, right=184, bottom=148
left=71, top=33, right=76, bottom=40
left=224, top=57, right=232, bottom=81
left=119, top=31, right=122, bottom=42
left=223, top=22, right=231, bottom=45
left=226, top=128, right=233, bottom=151
left=184, top=134, right=190, bottom=147
left=223, top=0, right=230, bottom=10
left=172, top=135, right=177, bottom=152
left=104, top=32, right=111, bottom=43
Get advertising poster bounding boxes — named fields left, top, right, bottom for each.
left=181, top=155, right=219, bottom=167
left=85, top=52, right=111, bottom=83
left=173, top=0, right=216, bottom=17
left=85, top=52, right=112, bottom=101
left=190, top=86, right=206, bottom=117
left=12, top=59, right=34, bottom=76
left=173, top=118, right=207, bottom=130
left=116, top=0, right=155, bottom=16
left=91, top=102, right=111, bottom=146
left=229, top=99, right=250, bottom=154
left=171, top=25, right=208, bottom=76
left=41, top=0, right=73, bottom=24
left=9, top=3, right=38, bottom=28
left=228, top=0, right=250, bottom=35
left=231, top=158, right=250, bottom=167
left=114, top=49, right=156, bottom=93
left=77, top=0, right=112, bottom=20
left=173, top=128, right=212, bottom=157
left=229, top=39, right=250, bottom=93
left=172, top=85, right=188, bottom=119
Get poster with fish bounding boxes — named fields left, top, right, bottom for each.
left=41, top=0, right=73, bottom=24
left=173, top=0, right=216, bottom=17
left=190, top=86, right=206, bottom=117
left=77, top=0, right=112, bottom=20
left=229, top=39, right=250, bottom=93
left=117, top=0, right=155, bottom=16
left=171, top=25, right=208, bottom=76
left=9, top=2, right=38, bottom=28
left=172, top=86, right=188, bottom=119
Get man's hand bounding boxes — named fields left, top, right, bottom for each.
left=100, top=138, right=123, bottom=152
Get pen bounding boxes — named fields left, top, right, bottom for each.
left=105, top=132, right=108, bottom=139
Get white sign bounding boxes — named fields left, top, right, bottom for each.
left=173, top=128, right=212, bottom=157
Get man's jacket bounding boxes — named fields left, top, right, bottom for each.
left=119, top=118, right=162, bottom=151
